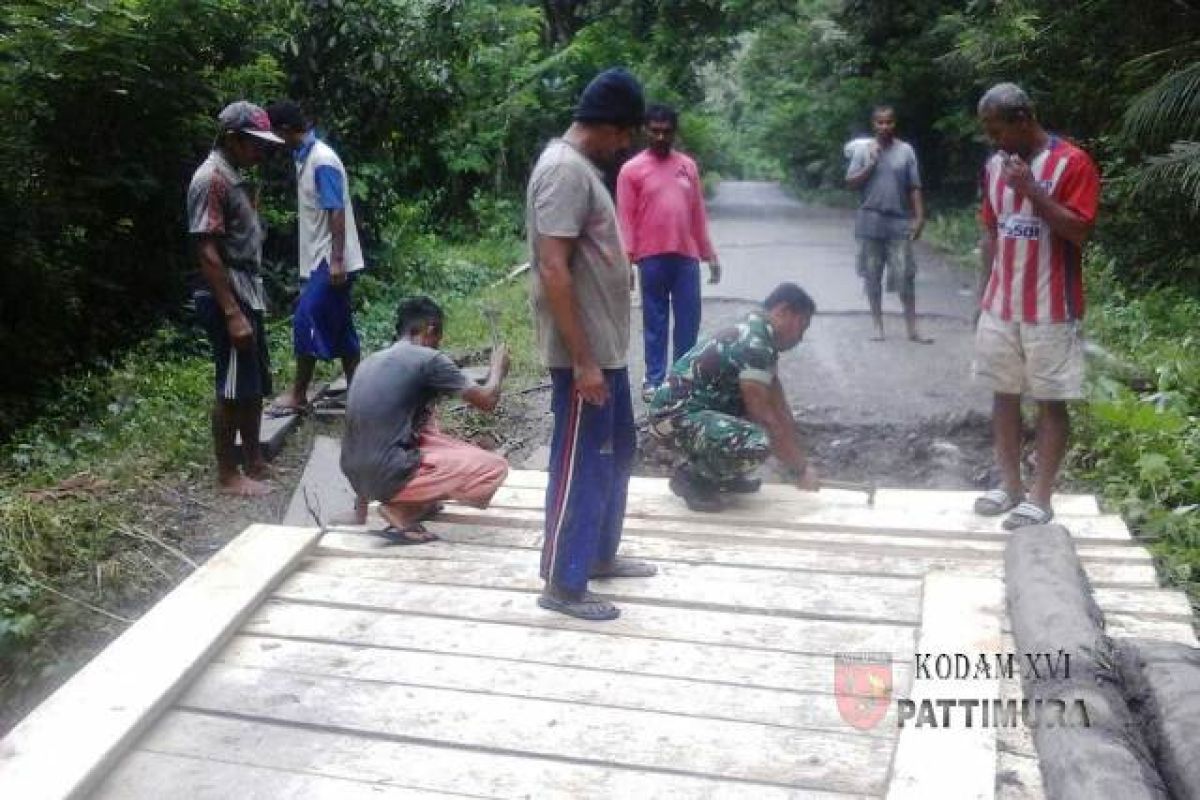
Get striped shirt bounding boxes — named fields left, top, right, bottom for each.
left=979, top=138, right=1100, bottom=323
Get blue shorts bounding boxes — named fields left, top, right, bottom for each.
left=294, top=260, right=361, bottom=360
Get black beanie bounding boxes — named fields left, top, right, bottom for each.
left=572, top=68, right=645, bottom=128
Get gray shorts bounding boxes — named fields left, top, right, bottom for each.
left=858, top=238, right=916, bottom=301
left=973, top=311, right=1084, bottom=400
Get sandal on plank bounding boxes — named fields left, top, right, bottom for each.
left=974, top=488, right=1021, bottom=517
left=1002, top=502, right=1054, bottom=530
left=264, top=402, right=308, bottom=419
left=420, top=502, right=446, bottom=522
left=591, top=557, right=658, bottom=579
left=537, top=591, right=620, bottom=621
left=374, top=523, right=439, bottom=546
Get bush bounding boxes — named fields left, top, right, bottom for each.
left=1071, top=252, right=1200, bottom=598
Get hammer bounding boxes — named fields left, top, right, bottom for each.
left=821, top=478, right=877, bottom=507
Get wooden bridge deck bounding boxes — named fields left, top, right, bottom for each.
left=1, top=436, right=1194, bottom=799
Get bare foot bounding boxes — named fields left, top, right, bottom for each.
left=244, top=460, right=273, bottom=480
left=218, top=474, right=273, bottom=497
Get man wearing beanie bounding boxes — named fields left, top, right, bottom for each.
left=526, top=68, right=657, bottom=621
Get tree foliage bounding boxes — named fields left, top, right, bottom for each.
left=0, top=0, right=774, bottom=437
left=733, top=0, right=1200, bottom=280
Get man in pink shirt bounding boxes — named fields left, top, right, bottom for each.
left=617, top=105, right=720, bottom=401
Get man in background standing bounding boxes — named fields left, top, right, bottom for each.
left=617, top=104, right=720, bottom=401
left=972, top=83, right=1100, bottom=529
left=186, top=101, right=284, bottom=496
left=845, top=105, right=929, bottom=343
left=265, top=100, right=366, bottom=416
left=527, top=68, right=657, bottom=622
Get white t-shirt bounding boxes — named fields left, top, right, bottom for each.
left=297, top=138, right=365, bottom=278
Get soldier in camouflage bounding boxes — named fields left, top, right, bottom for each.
left=648, top=282, right=821, bottom=511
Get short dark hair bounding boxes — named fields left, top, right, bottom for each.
left=395, top=295, right=444, bottom=338
left=645, top=104, right=678, bottom=128
left=872, top=104, right=896, bottom=120
left=265, top=100, right=306, bottom=131
left=764, top=282, right=816, bottom=316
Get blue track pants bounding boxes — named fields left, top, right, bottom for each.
left=540, top=368, right=635, bottom=595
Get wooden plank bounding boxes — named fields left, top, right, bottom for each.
left=179, top=663, right=893, bottom=793
left=0, top=524, right=321, bottom=800
left=246, top=600, right=913, bottom=695
left=1091, top=586, right=1194, bottom=620
left=283, top=436, right=356, bottom=527
left=425, top=507, right=1151, bottom=562
left=298, top=554, right=923, bottom=624
left=92, top=750, right=457, bottom=800
left=996, top=752, right=1045, bottom=800
left=887, top=574, right=1004, bottom=800
left=215, top=634, right=897, bottom=734
left=273, top=572, right=918, bottom=657
left=996, top=633, right=1038, bottom=760
left=131, top=710, right=861, bottom=800
left=483, top=485, right=1132, bottom=541
left=1105, top=612, right=1199, bottom=646
left=316, top=528, right=1160, bottom=586
left=237, top=384, right=323, bottom=461
left=501, top=470, right=1103, bottom=516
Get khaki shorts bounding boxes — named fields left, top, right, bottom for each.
left=974, top=311, right=1084, bottom=400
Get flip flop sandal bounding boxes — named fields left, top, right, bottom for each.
left=591, top=557, right=658, bottom=578
left=1002, top=502, right=1055, bottom=530
left=374, top=523, right=439, bottom=546
left=264, top=403, right=308, bottom=419
left=419, top=502, right=446, bottom=522
left=974, top=488, right=1022, bottom=517
left=537, top=591, right=620, bottom=621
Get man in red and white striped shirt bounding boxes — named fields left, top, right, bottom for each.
left=972, top=83, right=1101, bottom=530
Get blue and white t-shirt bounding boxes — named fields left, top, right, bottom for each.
left=294, top=132, right=365, bottom=279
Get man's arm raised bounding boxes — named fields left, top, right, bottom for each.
left=536, top=234, right=608, bottom=406
left=461, top=344, right=510, bottom=412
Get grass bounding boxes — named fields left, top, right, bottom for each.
left=923, top=207, right=980, bottom=272
left=1071, top=255, right=1200, bottom=598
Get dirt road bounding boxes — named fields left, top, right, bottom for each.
left=627, top=181, right=996, bottom=488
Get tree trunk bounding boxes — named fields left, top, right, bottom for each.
left=541, top=0, right=582, bottom=46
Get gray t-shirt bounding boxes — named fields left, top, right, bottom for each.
left=526, top=139, right=630, bottom=370
left=848, top=139, right=921, bottom=240
left=340, top=341, right=469, bottom=502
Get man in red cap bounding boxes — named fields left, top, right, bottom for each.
left=186, top=101, right=283, bottom=496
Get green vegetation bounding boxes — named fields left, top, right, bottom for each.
left=0, top=224, right=530, bottom=704
left=1073, top=258, right=1200, bottom=598
left=4, top=0, right=1200, bottom=715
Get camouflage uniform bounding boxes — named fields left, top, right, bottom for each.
left=647, top=311, right=777, bottom=483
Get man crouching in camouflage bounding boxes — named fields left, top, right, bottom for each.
left=647, top=282, right=820, bottom=511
